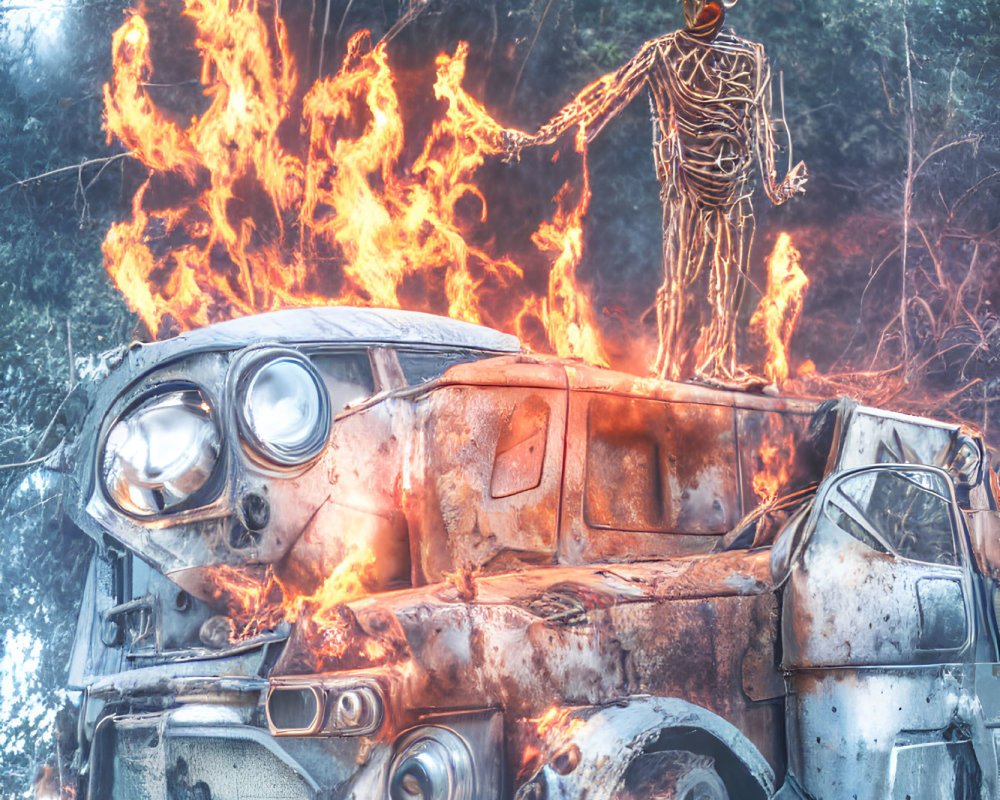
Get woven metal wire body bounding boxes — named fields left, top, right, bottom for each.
left=518, top=6, right=805, bottom=381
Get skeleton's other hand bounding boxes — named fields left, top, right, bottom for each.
left=501, top=129, right=532, bottom=163
left=786, top=160, right=808, bottom=195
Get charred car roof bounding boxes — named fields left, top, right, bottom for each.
left=123, top=306, right=521, bottom=364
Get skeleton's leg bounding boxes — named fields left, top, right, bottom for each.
left=654, top=198, right=680, bottom=380
left=655, top=193, right=708, bottom=380
left=692, top=201, right=762, bottom=383
left=694, top=207, right=741, bottom=379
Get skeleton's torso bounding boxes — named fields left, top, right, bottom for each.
left=648, top=30, right=763, bottom=208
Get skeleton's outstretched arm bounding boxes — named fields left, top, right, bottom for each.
left=752, top=45, right=807, bottom=205
left=504, top=38, right=660, bottom=158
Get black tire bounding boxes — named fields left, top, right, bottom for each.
left=619, top=750, right=730, bottom=800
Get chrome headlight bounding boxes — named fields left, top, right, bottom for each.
left=101, top=387, right=221, bottom=516
left=331, top=686, right=383, bottom=733
left=388, top=727, right=475, bottom=800
left=266, top=687, right=322, bottom=735
left=237, top=355, right=330, bottom=466
left=266, top=682, right=384, bottom=737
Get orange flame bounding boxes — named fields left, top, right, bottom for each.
left=205, top=539, right=378, bottom=660
left=204, top=564, right=285, bottom=636
left=32, top=764, right=75, bottom=800
left=750, top=232, right=809, bottom=386
left=530, top=705, right=584, bottom=739
left=524, top=127, right=608, bottom=366
left=516, top=705, right=588, bottom=776
left=752, top=429, right=795, bottom=506
left=103, top=1, right=606, bottom=365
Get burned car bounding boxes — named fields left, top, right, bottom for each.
left=53, top=306, right=1000, bottom=799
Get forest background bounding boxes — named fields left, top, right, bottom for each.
left=0, top=0, right=997, bottom=795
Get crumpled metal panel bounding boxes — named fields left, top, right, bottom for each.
left=836, top=405, right=957, bottom=472
left=168, top=395, right=412, bottom=607
left=783, top=666, right=993, bottom=800
left=783, top=517, right=972, bottom=668
left=413, top=377, right=567, bottom=583
left=270, top=549, right=786, bottom=782
left=560, top=393, right=737, bottom=564
left=834, top=404, right=995, bottom=511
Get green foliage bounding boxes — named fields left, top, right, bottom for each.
left=0, top=5, right=133, bottom=786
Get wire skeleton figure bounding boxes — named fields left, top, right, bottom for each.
left=507, top=0, right=807, bottom=383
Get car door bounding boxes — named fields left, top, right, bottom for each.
left=779, top=465, right=988, bottom=800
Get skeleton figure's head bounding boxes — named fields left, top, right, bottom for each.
left=683, top=0, right=739, bottom=28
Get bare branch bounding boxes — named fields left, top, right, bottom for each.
left=948, top=170, right=1000, bottom=221
left=318, top=0, right=332, bottom=77
left=0, top=152, right=131, bottom=194
left=0, top=455, right=48, bottom=471
left=508, top=0, right=558, bottom=108
left=900, top=0, right=914, bottom=378
left=912, top=135, right=982, bottom=183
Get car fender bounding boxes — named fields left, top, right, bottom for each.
left=514, top=695, right=775, bottom=800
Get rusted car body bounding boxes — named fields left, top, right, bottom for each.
left=58, top=307, right=1000, bottom=799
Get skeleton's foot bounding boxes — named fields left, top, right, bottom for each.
left=691, top=365, right=775, bottom=393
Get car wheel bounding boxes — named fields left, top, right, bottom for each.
left=619, top=750, right=730, bottom=800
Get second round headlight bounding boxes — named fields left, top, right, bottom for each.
left=388, top=727, right=475, bottom=800
left=238, top=355, right=331, bottom=466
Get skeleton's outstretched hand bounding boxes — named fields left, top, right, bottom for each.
left=501, top=129, right=534, bottom=163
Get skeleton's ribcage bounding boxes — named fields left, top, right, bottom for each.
left=652, top=41, right=757, bottom=209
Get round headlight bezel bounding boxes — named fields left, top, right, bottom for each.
left=387, top=726, right=476, bottom=800
left=99, top=382, right=223, bottom=519
left=234, top=350, right=331, bottom=468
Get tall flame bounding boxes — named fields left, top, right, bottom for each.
left=102, top=0, right=607, bottom=365
left=750, top=232, right=810, bottom=386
